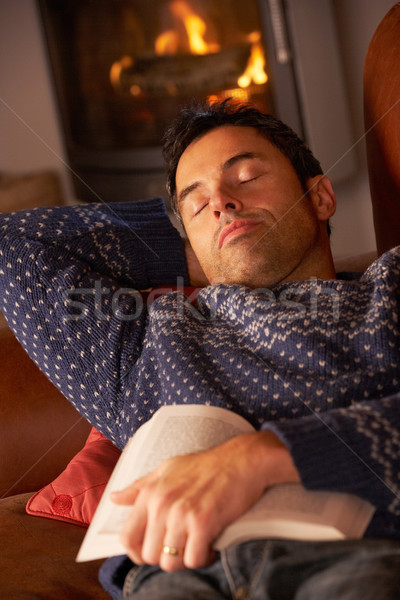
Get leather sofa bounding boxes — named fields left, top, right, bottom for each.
left=0, top=324, right=109, bottom=599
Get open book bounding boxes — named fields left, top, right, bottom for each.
left=76, top=404, right=375, bottom=562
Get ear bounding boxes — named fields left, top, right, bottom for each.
left=306, top=175, right=336, bottom=221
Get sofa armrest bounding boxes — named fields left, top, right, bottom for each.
left=0, top=493, right=109, bottom=599
left=364, top=3, right=400, bottom=255
left=0, top=325, right=91, bottom=498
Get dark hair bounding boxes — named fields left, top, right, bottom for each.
left=163, top=98, right=323, bottom=216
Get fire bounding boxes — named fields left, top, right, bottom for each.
left=110, top=55, right=133, bottom=89
left=156, top=1, right=219, bottom=56
left=238, top=32, right=268, bottom=89
left=155, top=31, right=179, bottom=55
left=110, top=8, right=268, bottom=100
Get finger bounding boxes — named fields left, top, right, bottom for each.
left=119, top=501, right=148, bottom=565
left=184, top=528, right=214, bottom=570
left=111, top=484, right=140, bottom=505
left=183, top=504, right=222, bottom=569
left=156, top=501, right=188, bottom=571
left=140, top=517, right=167, bottom=565
left=159, top=533, right=188, bottom=572
left=159, top=495, right=216, bottom=571
left=140, top=496, right=185, bottom=567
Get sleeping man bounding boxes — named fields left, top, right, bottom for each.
left=0, top=100, right=399, bottom=599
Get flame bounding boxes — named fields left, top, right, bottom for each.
left=156, top=1, right=219, bottom=56
left=155, top=30, right=179, bottom=55
left=238, top=32, right=268, bottom=89
left=110, top=55, right=143, bottom=97
left=110, top=55, right=133, bottom=89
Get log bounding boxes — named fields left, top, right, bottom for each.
left=117, top=45, right=251, bottom=96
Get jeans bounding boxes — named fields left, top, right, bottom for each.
left=121, top=539, right=400, bottom=600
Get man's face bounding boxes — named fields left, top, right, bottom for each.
left=176, top=125, right=330, bottom=288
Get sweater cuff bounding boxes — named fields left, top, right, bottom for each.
left=262, top=414, right=387, bottom=499
left=87, top=198, right=189, bottom=287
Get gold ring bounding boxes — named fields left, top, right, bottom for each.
left=162, top=545, right=184, bottom=557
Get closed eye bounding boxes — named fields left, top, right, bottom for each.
left=241, top=176, right=259, bottom=183
left=240, top=175, right=261, bottom=185
left=194, top=201, right=209, bottom=216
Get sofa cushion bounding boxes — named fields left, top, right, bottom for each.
left=0, top=492, right=109, bottom=599
left=26, top=427, right=121, bottom=526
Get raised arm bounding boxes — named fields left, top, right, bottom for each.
left=0, top=199, right=189, bottom=447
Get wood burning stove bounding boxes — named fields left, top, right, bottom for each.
left=38, top=0, right=353, bottom=209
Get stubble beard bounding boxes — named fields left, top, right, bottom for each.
left=208, top=216, right=318, bottom=289
left=208, top=228, right=286, bottom=288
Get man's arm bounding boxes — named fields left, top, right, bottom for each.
left=112, top=391, right=400, bottom=572
left=0, top=199, right=188, bottom=290
left=112, top=429, right=300, bottom=572
left=262, top=392, right=400, bottom=529
left=0, top=199, right=189, bottom=447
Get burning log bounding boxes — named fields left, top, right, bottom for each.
left=115, top=45, right=252, bottom=97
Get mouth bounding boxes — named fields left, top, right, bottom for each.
left=218, top=219, right=262, bottom=249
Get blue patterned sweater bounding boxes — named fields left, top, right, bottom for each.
left=0, top=199, right=399, bottom=549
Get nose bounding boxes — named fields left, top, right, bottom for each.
left=209, top=188, right=243, bottom=220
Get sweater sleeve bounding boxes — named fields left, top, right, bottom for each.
left=0, top=198, right=188, bottom=289
left=0, top=198, right=188, bottom=446
left=262, top=392, right=400, bottom=538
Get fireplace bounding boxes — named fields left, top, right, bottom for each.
left=38, top=0, right=354, bottom=210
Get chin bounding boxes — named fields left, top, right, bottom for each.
left=210, top=269, right=271, bottom=289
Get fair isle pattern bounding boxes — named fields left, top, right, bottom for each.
left=0, top=199, right=399, bottom=541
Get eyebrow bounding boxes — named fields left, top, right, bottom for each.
left=222, top=151, right=263, bottom=171
left=177, top=151, right=263, bottom=205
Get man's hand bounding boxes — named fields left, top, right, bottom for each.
left=184, top=239, right=208, bottom=286
left=111, top=431, right=300, bottom=572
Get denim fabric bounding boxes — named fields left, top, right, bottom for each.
left=121, top=539, right=400, bottom=600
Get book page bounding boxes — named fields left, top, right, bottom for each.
left=214, top=483, right=375, bottom=549
left=136, top=412, right=252, bottom=478
left=100, top=409, right=253, bottom=535
left=77, top=404, right=254, bottom=561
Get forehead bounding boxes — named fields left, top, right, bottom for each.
left=176, top=125, right=281, bottom=187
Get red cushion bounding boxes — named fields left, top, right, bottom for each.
left=26, top=428, right=121, bottom=527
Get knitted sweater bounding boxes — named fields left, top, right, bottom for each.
left=1, top=198, right=399, bottom=549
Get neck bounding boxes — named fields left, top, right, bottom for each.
left=280, top=239, right=337, bottom=286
